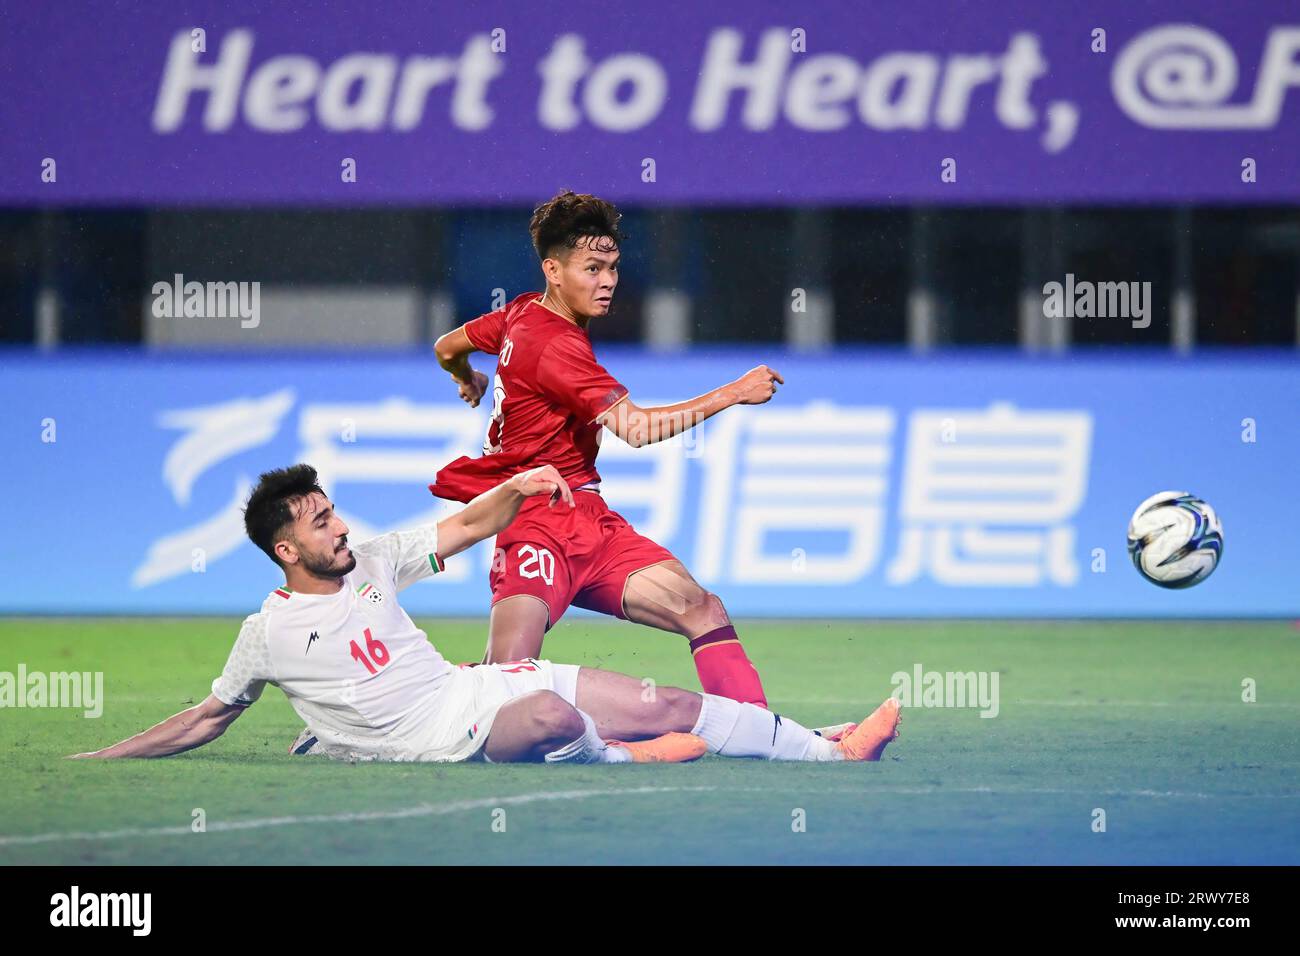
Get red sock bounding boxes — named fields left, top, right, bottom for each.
left=688, top=625, right=767, bottom=708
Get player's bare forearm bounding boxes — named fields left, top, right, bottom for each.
left=438, top=467, right=574, bottom=557
left=606, top=364, right=785, bottom=448
left=605, top=389, right=731, bottom=448
left=448, top=479, right=527, bottom=550
left=434, top=327, right=489, bottom=407
left=434, top=326, right=476, bottom=379
left=69, top=694, right=243, bottom=759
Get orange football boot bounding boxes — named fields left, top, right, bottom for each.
left=836, top=698, right=902, bottom=761
left=607, top=732, right=708, bottom=763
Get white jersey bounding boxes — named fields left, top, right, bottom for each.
left=211, top=524, right=455, bottom=761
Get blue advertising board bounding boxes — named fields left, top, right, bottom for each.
left=2, top=348, right=1295, bottom=617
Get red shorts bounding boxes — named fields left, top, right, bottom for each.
left=489, top=490, right=676, bottom=628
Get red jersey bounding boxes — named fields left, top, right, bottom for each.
left=430, top=293, right=630, bottom=503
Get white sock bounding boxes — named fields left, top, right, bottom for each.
left=544, top=709, right=631, bottom=764
left=691, top=694, right=840, bottom=762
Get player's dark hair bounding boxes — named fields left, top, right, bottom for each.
left=243, top=464, right=327, bottom=566
left=530, top=189, right=624, bottom=260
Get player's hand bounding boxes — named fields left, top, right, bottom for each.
left=513, top=465, right=575, bottom=509
left=456, top=370, right=489, bottom=408
left=731, top=365, right=784, bottom=405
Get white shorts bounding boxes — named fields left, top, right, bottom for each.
left=404, top=659, right=581, bottom=763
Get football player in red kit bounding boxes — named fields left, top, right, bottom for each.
left=430, top=190, right=785, bottom=709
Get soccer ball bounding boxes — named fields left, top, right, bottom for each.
left=1126, top=491, right=1223, bottom=589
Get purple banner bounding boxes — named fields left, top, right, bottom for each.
left=3, top=1, right=1299, bottom=205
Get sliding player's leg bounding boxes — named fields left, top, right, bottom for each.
left=618, top=560, right=768, bottom=708
left=573, top=667, right=902, bottom=762
left=481, top=690, right=593, bottom=762
left=481, top=688, right=705, bottom=764
left=572, top=665, right=702, bottom=741
left=469, top=660, right=702, bottom=764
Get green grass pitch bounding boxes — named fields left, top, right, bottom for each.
left=2, top=617, right=1297, bottom=865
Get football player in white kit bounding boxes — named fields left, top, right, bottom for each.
left=73, top=464, right=901, bottom=765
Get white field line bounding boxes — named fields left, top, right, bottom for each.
left=803, top=787, right=1300, bottom=800
left=1015, top=699, right=1300, bottom=709
left=0, top=785, right=717, bottom=848
left=5, top=783, right=1298, bottom=848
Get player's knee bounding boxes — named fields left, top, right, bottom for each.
left=682, top=590, right=730, bottom=634
left=527, top=691, right=584, bottom=743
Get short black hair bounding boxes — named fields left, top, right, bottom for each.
left=529, top=189, right=624, bottom=261
left=243, top=464, right=326, bottom=565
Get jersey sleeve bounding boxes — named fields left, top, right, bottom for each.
left=463, top=309, right=507, bottom=355
left=534, top=334, right=630, bottom=424
left=211, top=614, right=274, bottom=707
left=351, top=523, right=444, bottom=591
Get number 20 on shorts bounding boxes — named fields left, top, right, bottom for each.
left=516, top=545, right=555, bottom=586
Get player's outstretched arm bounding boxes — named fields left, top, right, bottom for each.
left=434, top=327, right=489, bottom=408
left=68, top=693, right=245, bottom=759
left=602, top=364, right=784, bottom=448
left=436, top=465, right=575, bottom=558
